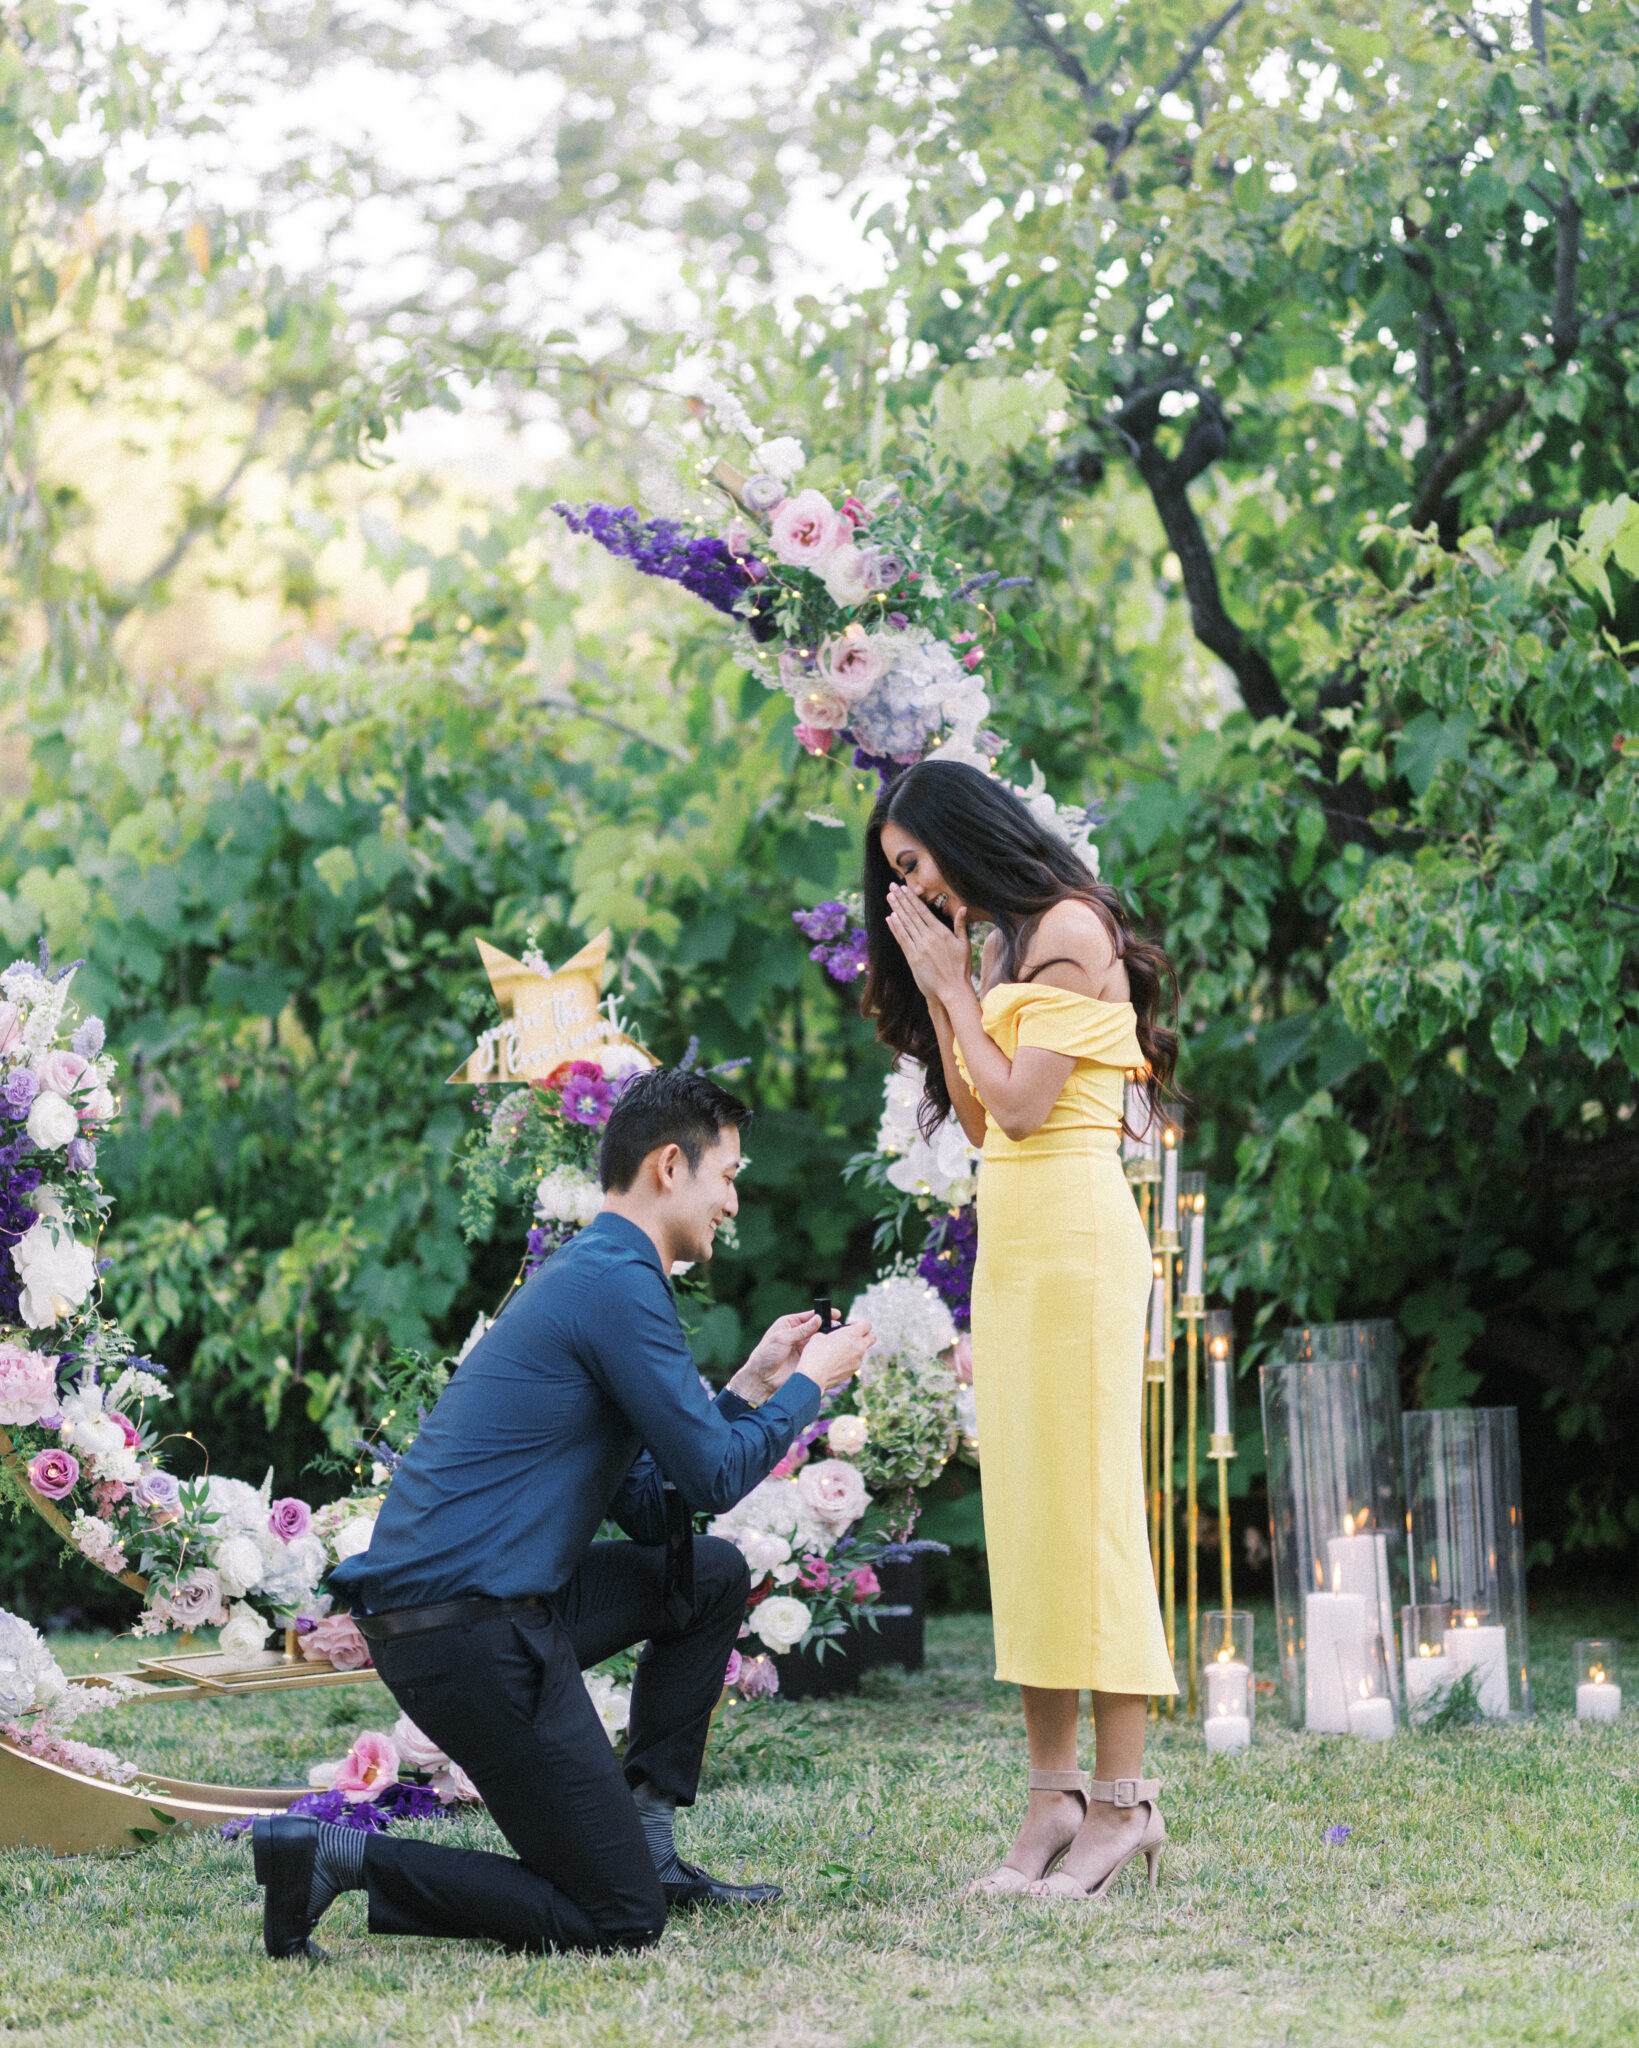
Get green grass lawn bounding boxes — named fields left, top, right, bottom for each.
left=4, top=1597, right=1638, bottom=2048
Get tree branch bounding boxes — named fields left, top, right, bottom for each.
left=1105, top=0, right=1249, bottom=165
left=1529, top=0, right=1547, bottom=64
left=1109, top=381, right=1288, bottom=721
left=1552, top=197, right=1583, bottom=361
left=1408, top=386, right=1526, bottom=532
left=116, top=394, right=282, bottom=614
left=1008, top=0, right=1102, bottom=116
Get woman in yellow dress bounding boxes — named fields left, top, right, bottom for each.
left=861, top=759, right=1180, bottom=1902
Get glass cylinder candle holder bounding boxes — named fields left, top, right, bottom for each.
left=1336, top=1632, right=1397, bottom=1741
left=1261, top=1342, right=1408, bottom=1729
left=1401, top=1603, right=1454, bottom=1724
left=1121, top=1074, right=1163, bottom=1184
left=1179, top=1173, right=1206, bottom=1308
left=1403, top=1408, right=1531, bottom=1720
left=1200, top=1610, right=1254, bottom=1753
left=1573, top=1640, right=1622, bottom=1723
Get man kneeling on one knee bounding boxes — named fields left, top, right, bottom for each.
left=252, top=1067, right=872, bottom=1959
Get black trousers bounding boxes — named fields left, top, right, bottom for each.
left=360, top=1535, right=750, bottom=1954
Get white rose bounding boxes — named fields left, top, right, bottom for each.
left=754, top=435, right=806, bottom=481
left=796, top=1458, right=870, bottom=1529
left=13, top=1219, right=97, bottom=1328
left=749, top=1595, right=811, bottom=1655
left=332, top=1516, right=376, bottom=1562
left=26, top=1093, right=79, bottom=1151
left=826, top=1415, right=869, bottom=1457
left=213, top=1533, right=266, bottom=1597
left=742, top=1531, right=791, bottom=1575
left=82, top=1087, right=116, bottom=1124
left=218, top=1605, right=271, bottom=1661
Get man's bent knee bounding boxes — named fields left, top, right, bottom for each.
left=694, top=1533, right=751, bottom=1605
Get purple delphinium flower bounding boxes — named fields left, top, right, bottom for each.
left=793, top=902, right=848, bottom=946
left=794, top=904, right=868, bottom=983
left=71, top=1018, right=105, bottom=1058
left=1324, top=1823, right=1351, bottom=1846
left=919, top=1207, right=978, bottom=1329
left=552, top=503, right=779, bottom=640
left=3, top=1069, right=38, bottom=1118
left=820, top=928, right=869, bottom=984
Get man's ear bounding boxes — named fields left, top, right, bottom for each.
left=651, top=1140, right=688, bottom=1193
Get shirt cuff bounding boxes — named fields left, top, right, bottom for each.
left=764, top=1371, right=824, bottom=1433
left=714, top=1388, right=755, bottom=1421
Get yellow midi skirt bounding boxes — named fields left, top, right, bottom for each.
left=970, top=1124, right=1177, bottom=1695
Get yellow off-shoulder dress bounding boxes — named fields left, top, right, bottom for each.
left=959, top=983, right=1177, bottom=1695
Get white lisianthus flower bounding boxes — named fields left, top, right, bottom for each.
left=826, top=1414, right=869, bottom=1457
left=212, top=1533, right=266, bottom=1598
left=534, top=1165, right=603, bottom=1227
left=849, top=1274, right=958, bottom=1368
left=584, top=1672, right=632, bottom=1743
left=332, top=1516, right=376, bottom=1562
left=65, top=1411, right=124, bottom=1465
left=13, top=1219, right=96, bottom=1327
left=749, top=1595, right=811, bottom=1655
left=26, top=1092, right=79, bottom=1151
left=819, top=543, right=876, bottom=610
left=877, top=1059, right=980, bottom=1206
left=754, top=436, right=805, bottom=481
left=219, top=1604, right=271, bottom=1661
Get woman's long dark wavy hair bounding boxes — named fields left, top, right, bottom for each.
left=861, top=760, right=1180, bottom=1135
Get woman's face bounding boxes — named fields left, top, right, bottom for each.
left=879, top=821, right=967, bottom=921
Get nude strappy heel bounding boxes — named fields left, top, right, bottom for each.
left=1026, top=1775, right=1164, bottom=1901
left=967, top=1768, right=1089, bottom=1897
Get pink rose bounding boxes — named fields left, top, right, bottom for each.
left=0, top=1002, right=19, bottom=1056
left=390, top=1712, right=448, bottom=1772
left=794, top=723, right=837, bottom=757
left=332, top=1730, right=399, bottom=1803
left=817, top=631, right=888, bottom=702
left=737, top=1653, right=780, bottom=1700
left=792, top=680, right=851, bottom=730
left=770, top=489, right=848, bottom=569
left=723, top=1649, right=743, bottom=1689
left=849, top=1565, right=881, bottom=1604
left=27, top=1448, right=80, bottom=1500
left=268, top=1496, right=312, bottom=1542
left=797, top=1457, right=870, bottom=1529
left=0, top=1343, right=58, bottom=1426
left=35, top=1051, right=89, bottom=1098
left=954, top=1331, right=973, bottom=1384
left=301, top=1612, right=373, bottom=1672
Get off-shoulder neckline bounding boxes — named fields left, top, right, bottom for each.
left=980, top=981, right=1135, bottom=1010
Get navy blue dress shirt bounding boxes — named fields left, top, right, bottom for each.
left=330, top=1212, right=822, bottom=1612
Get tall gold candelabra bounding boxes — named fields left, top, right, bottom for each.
left=1205, top=1310, right=1237, bottom=1614
left=1178, top=1172, right=1207, bottom=1716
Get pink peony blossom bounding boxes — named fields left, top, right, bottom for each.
left=268, top=1496, right=312, bottom=1542
left=27, top=1448, right=79, bottom=1500
left=332, top=1729, right=399, bottom=1803
left=390, top=1712, right=448, bottom=1772
left=817, top=631, right=888, bottom=702
left=0, top=1343, right=58, bottom=1426
left=301, top=1612, right=373, bottom=1672
left=849, top=1565, right=881, bottom=1604
left=723, top=1649, right=743, bottom=1689
left=737, top=1654, right=780, bottom=1700
left=794, top=724, right=837, bottom=757
left=769, top=489, right=848, bottom=569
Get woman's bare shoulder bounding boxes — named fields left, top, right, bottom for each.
left=1020, top=899, right=1124, bottom=997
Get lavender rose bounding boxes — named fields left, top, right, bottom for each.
left=741, top=473, right=787, bottom=514
left=134, top=1469, right=182, bottom=1520
left=27, top=1447, right=80, bottom=1500
left=159, top=1567, right=228, bottom=1629
left=268, top=1496, right=313, bottom=1543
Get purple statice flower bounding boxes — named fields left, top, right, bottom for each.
left=552, top=503, right=779, bottom=640
left=793, top=902, right=848, bottom=945
left=3, top=1069, right=38, bottom=1119
left=919, top=1207, right=978, bottom=1329
left=71, top=1018, right=106, bottom=1058
left=1324, top=1823, right=1351, bottom=1846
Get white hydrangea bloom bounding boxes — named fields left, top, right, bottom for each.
left=255, top=1529, right=326, bottom=1612
left=0, top=1609, right=66, bottom=1719
left=754, top=436, right=805, bottom=481
left=206, top=1475, right=271, bottom=1534
left=849, top=1273, right=958, bottom=1368
left=534, top=1165, right=604, bottom=1227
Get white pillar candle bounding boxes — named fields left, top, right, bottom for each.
left=1403, top=1651, right=1449, bottom=1716
left=1148, top=1274, right=1167, bottom=1361
left=1442, top=1623, right=1510, bottom=1719
left=1577, top=1681, right=1622, bottom=1722
left=1161, top=1139, right=1179, bottom=1234
left=1185, top=1203, right=1205, bottom=1297
left=1303, top=1592, right=1366, bottom=1732
left=1325, top=1532, right=1398, bottom=1698
left=1204, top=1659, right=1250, bottom=1718
left=1204, top=1712, right=1251, bottom=1754
left=1211, top=1345, right=1232, bottom=1437
left=1346, top=1696, right=1396, bottom=1741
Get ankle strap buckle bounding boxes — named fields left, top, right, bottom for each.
left=1109, top=1777, right=1142, bottom=1808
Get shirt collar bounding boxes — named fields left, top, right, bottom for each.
left=585, top=1209, right=672, bottom=1290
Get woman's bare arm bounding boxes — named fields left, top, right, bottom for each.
left=928, top=995, right=989, bottom=1148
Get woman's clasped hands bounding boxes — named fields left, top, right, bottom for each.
left=884, top=881, right=972, bottom=1009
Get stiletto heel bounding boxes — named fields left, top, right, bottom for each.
left=967, top=1768, right=1089, bottom=1897
left=1027, top=1775, right=1166, bottom=1902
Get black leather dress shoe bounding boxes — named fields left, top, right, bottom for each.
left=662, top=1860, right=783, bottom=1912
left=251, top=1814, right=329, bottom=1960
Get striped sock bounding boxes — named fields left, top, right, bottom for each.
left=308, top=1820, right=370, bottom=1923
left=630, top=1780, right=687, bottom=1882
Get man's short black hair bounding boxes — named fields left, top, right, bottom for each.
left=598, top=1067, right=752, bottom=1193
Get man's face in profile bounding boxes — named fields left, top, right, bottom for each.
left=667, top=1125, right=742, bottom=1266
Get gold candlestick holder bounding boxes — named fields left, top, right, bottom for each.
left=1206, top=1310, right=1237, bottom=1614
left=1178, top=1172, right=1206, bottom=1715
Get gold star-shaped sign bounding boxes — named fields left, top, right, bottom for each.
left=444, top=928, right=654, bottom=1086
